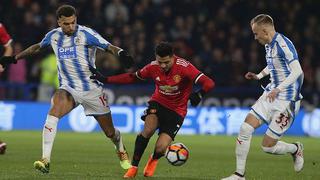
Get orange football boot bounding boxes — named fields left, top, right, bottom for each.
left=143, top=155, right=159, bottom=177
left=123, top=166, right=138, bottom=178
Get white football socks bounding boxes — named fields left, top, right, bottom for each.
left=42, top=115, right=58, bottom=162
left=235, top=122, right=254, bottom=175
left=111, top=129, right=125, bottom=152
left=262, top=141, right=298, bottom=155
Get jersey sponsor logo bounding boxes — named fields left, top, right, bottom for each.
left=58, top=46, right=77, bottom=59
left=159, top=85, right=181, bottom=95
left=173, top=75, right=181, bottom=83
left=159, top=85, right=178, bottom=92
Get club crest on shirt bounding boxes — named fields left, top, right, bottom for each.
left=74, top=37, right=81, bottom=45
left=173, top=75, right=181, bottom=83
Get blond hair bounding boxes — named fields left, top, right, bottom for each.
left=250, top=14, right=274, bottom=26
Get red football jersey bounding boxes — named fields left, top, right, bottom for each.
left=137, top=55, right=202, bottom=117
left=0, top=23, right=12, bottom=46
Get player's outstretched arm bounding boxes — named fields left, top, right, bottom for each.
left=15, top=43, right=42, bottom=60
left=106, top=44, right=134, bottom=69
left=245, top=66, right=269, bottom=80
left=0, top=56, right=16, bottom=68
left=1, top=43, right=43, bottom=68
left=189, top=74, right=215, bottom=107
left=90, top=68, right=140, bottom=84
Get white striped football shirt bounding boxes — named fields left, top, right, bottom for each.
left=264, top=32, right=303, bottom=101
left=40, top=25, right=110, bottom=91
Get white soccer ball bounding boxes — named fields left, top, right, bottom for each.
left=165, top=142, right=189, bottom=166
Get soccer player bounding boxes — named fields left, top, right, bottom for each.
left=0, top=23, right=13, bottom=56
left=0, top=22, right=13, bottom=72
left=222, top=14, right=304, bottom=180
left=0, top=22, right=13, bottom=152
left=0, top=5, right=133, bottom=173
left=91, top=41, right=215, bottom=178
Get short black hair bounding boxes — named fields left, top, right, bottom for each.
left=56, top=5, right=76, bottom=19
left=155, top=42, right=173, bottom=57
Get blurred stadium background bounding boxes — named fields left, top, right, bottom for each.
left=0, top=0, right=320, bottom=179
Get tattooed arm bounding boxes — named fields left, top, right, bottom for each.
left=15, top=43, right=43, bottom=60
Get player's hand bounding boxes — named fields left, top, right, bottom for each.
left=118, top=50, right=134, bottom=69
left=0, top=56, right=17, bottom=68
left=189, top=90, right=205, bottom=107
left=267, top=88, right=280, bottom=102
left=89, top=67, right=107, bottom=83
left=245, top=72, right=259, bottom=80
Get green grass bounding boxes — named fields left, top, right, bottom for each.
left=0, top=131, right=319, bottom=180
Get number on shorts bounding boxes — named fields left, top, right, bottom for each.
left=275, top=113, right=290, bottom=129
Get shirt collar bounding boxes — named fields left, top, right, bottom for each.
left=268, top=32, right=278, bottom=47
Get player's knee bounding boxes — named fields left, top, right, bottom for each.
left=141, top=127, right=155, bottom=138
left=239, top=122, right=255, bottom=135
left=49, top=107, right=63, bottom=118
left=261, top=145, right=276, bottom=154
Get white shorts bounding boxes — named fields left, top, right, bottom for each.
left=60, top=85, right=110, bottom=116
left=250, top=92, right=300, bottom=139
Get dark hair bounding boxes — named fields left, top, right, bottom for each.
left=155, top=42, right=173, bottom=57
left=56, top=5, right=76, bottom=19
left=250, top=14, right=274, bottom=26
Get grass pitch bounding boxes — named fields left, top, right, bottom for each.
left=0, top=131, right=319, bottom=180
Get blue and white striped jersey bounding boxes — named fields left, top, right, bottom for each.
left=264, top=32, right=303, bottom=101
left=40, top=25, right=110, bottom=91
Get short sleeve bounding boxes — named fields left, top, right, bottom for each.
left=0, top=24, right=12, bottom=46
left=81, top=28, right=110, bottom=50
left=185, top=63, right=202, bottom=83
left=277, top=35, right=299, bottom=63
left=40, top=29, right=57, bottom=48
left=137, top=63, right=153, bottom=80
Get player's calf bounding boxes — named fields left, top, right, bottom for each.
left=261, top=141, right=298, bottom=155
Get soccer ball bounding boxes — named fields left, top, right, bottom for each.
left=165, top=142, right=189, bottom=166
left=0, top=141, right=7, bottom=155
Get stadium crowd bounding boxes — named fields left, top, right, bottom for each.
left=0, top=0, right=319, bottom=103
